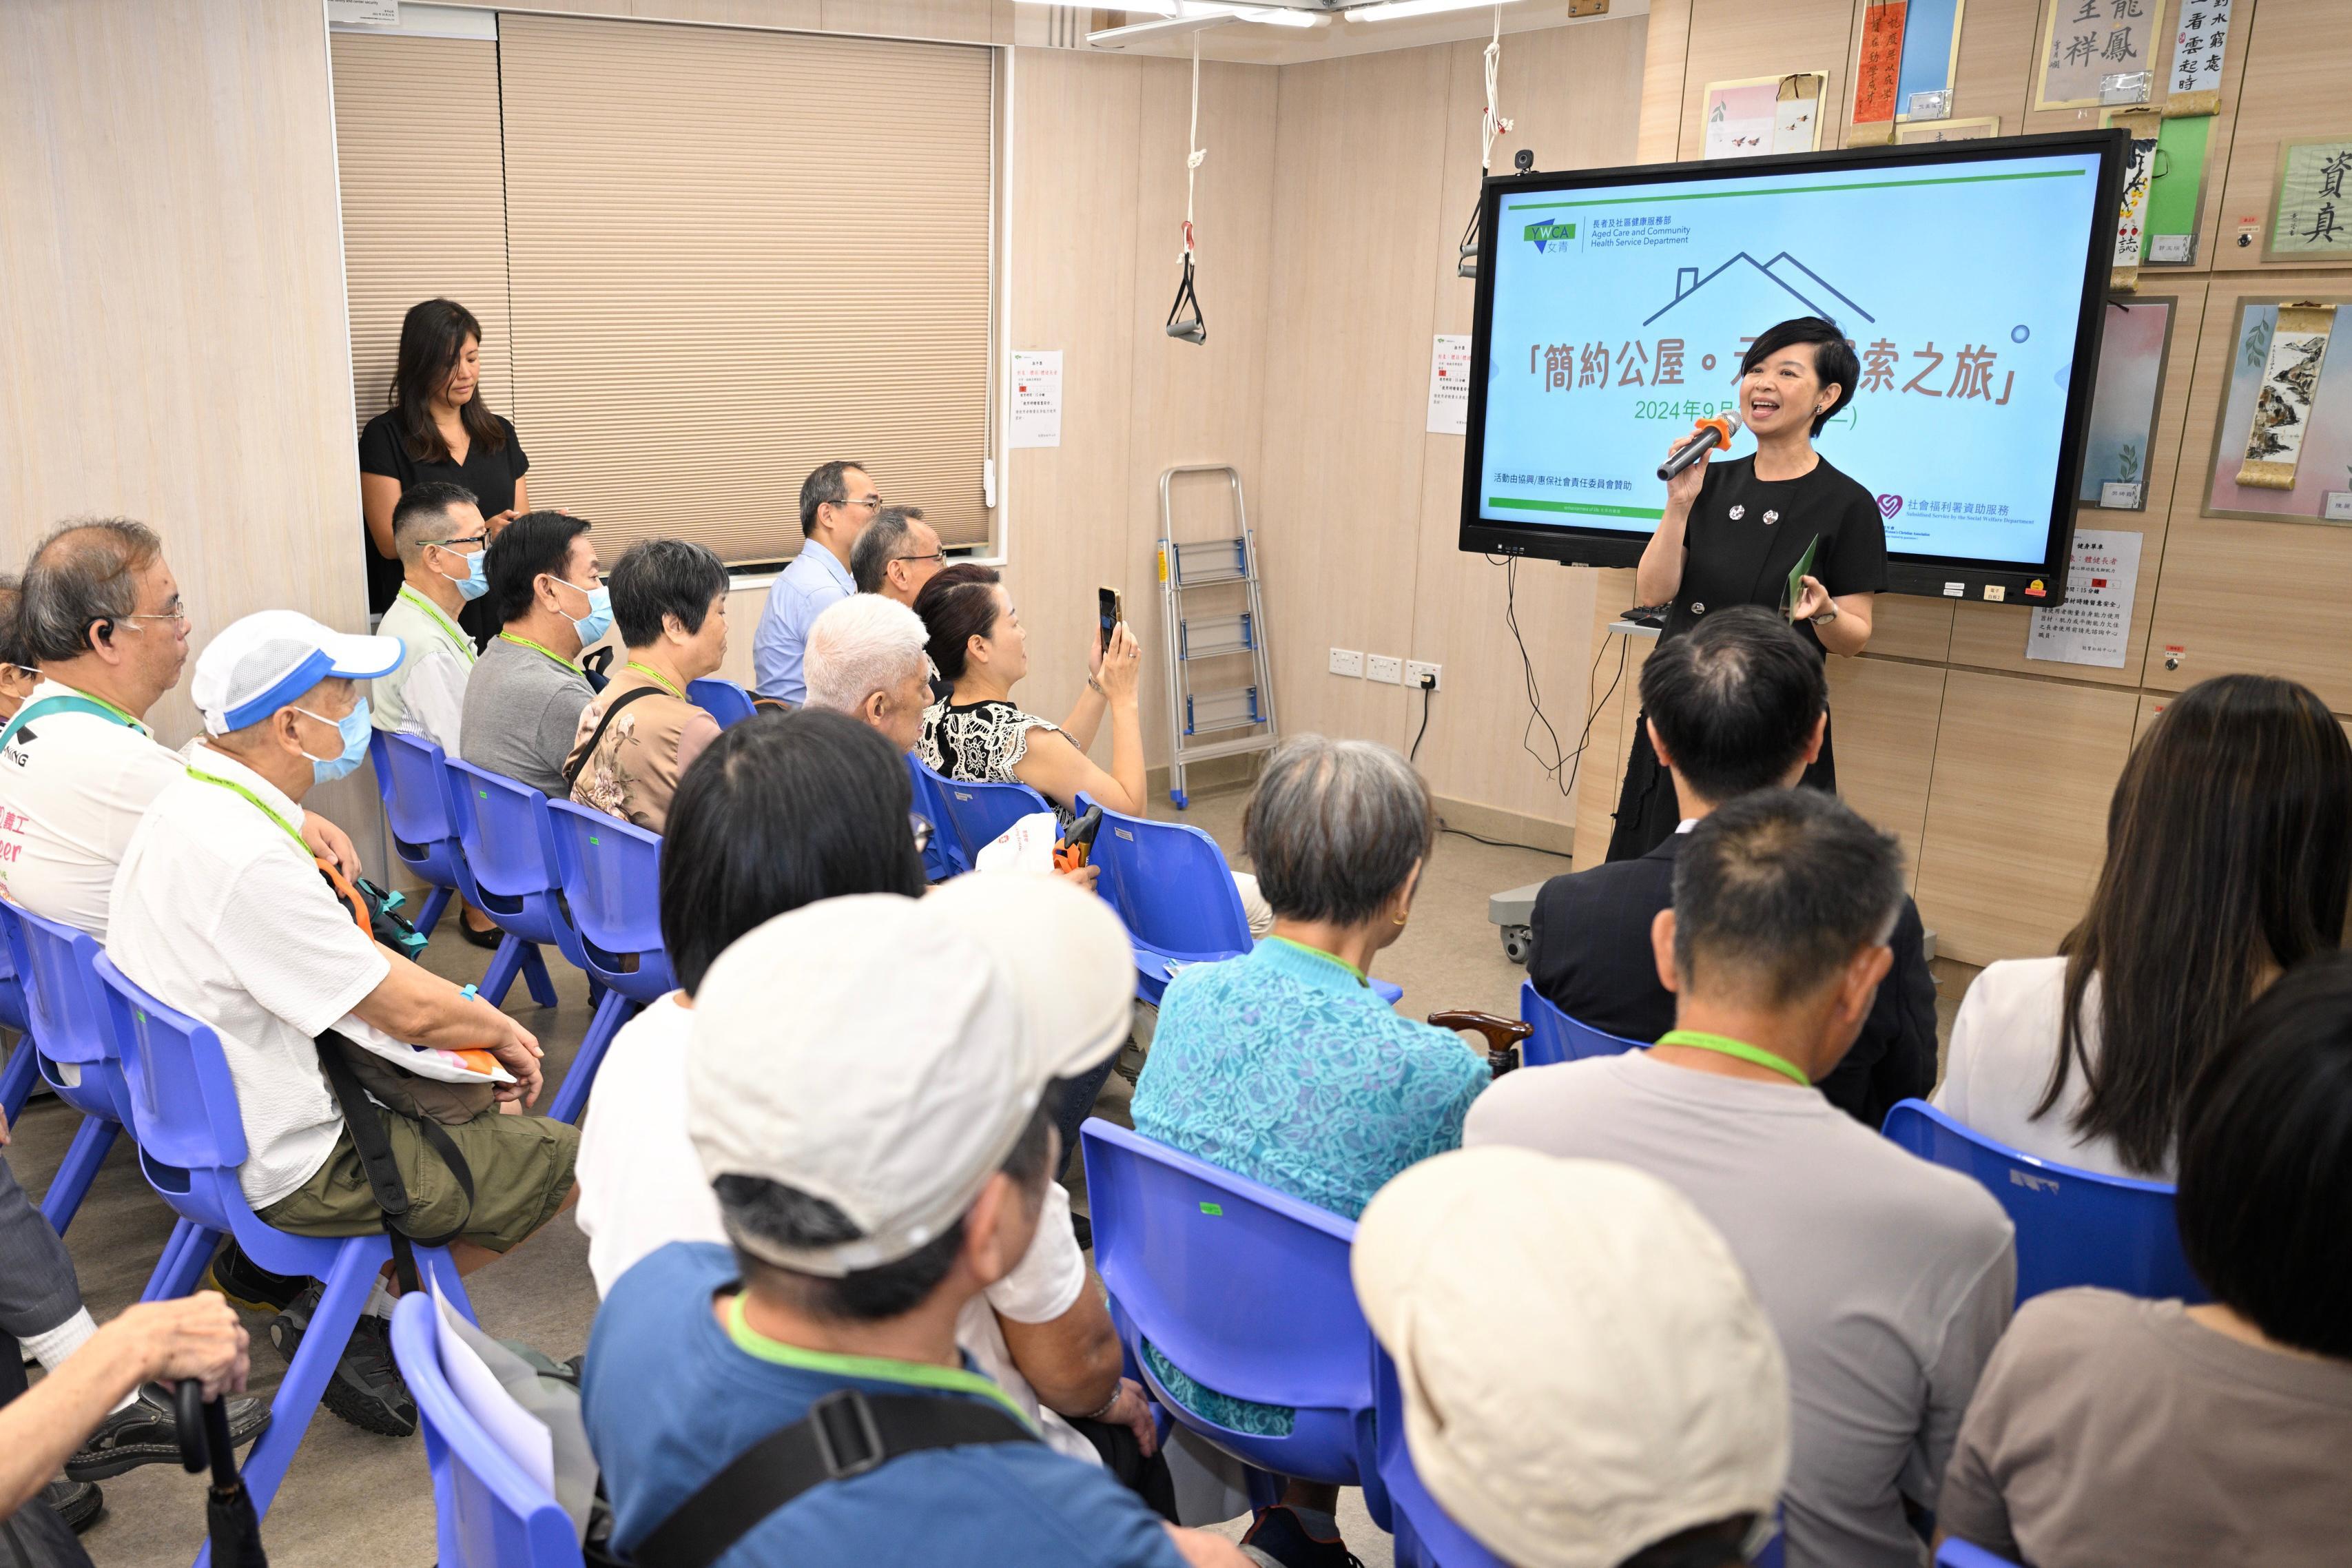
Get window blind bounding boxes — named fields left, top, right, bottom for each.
left=329, top=32, right=515, bottom=451
left=493, top=12, right=994, bottom=564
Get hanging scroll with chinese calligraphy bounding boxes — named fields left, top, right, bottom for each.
left=2165, top=0, right=2232, bottom=116
left=2267, top=141, right=2352, bottom=262
left=2236, top=305, right=2335, bottom=492
left=2106, top=108, right=2162, bottom=288
left=2037, top=0, right=2168, bottom=112
left=1851, top=0, right=1907, bottom=144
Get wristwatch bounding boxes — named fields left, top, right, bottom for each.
left=1809, top=598, right=1839, bottom=625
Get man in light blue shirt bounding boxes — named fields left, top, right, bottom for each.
left=752, top=460, right=877, bottom=702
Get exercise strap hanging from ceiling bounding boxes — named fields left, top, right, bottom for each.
left=1458, top=8, right=1514, bottom=279
left=1166, top=32, right=1208, bottom=344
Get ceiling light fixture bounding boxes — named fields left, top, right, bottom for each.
left=1345, top=0, right=1527, bottom=21
left=1088, top=1, right=1325, bottom=46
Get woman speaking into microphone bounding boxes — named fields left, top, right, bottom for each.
left=1609, top=315, right=1888, bottom=860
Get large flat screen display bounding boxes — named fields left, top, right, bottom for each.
left=1458, top=132, right=2125, bottom=602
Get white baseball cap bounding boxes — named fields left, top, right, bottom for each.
left=1353, top=1148, right=1789, bottom=1568
left=191, top=610, right=403, bottom=736
left=686, top=872, right=1135, bottom=1277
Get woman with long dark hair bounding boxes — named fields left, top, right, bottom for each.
left=1936, top=672, right=2352, bottom=1177
left=359, top=299, right=530, bottom=637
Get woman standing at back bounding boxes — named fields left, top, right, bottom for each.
left=1935, top=673, right=2352, bottom=1178
left=359, top=298, right=530, bottom=643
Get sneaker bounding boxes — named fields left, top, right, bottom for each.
left=42, top=1478, right=103, bottom=1533
left=1239, top=1507, right=1364, bottom=1568
left=268, top=1280, right=321, bottom=1361
left=65, top=1383, right=269, bottom=1481
left=203, top=1241, right=309, bottom=1314
left=319, top=1314, right=416, bottom=1438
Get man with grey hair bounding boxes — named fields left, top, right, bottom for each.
left=1469, top=789, right=2016, bottom=1568
left=0, top=518, right=359, bottom=942
left=752, top=460, right=878, bottom=703
left=849, top=504, right=946, bottom=607
left=803, top=592, right=934, bottom=754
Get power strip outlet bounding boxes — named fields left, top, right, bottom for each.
left=1367, top=654, right=1403, bottom=685
left=1406, top=661, right=1442, bottom=691
left=1329, top=647, right=1365, bottom=678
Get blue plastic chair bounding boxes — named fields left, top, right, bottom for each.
left=687, top=677, right=758, bottom=731
left=917, top=758, right=1055, bottom=869
left=0, top=901, right=131, bottom=1234
left=544, top=801, right=674, bottom=1124
left=446, top=759, right=588, bottom=1010
left=90, top=951, right=474, bottom=1568
left=0, top=940, right=38, bottom=1126
left=1518, top=980, right=1648, bottom=1067
left=1935, top=1542, right=2023, bottom=1568
left=904, top=753, right=967, bottom=882
left=1080, top=794, right=1253, bottom=1004
left=1080, top=1120, right=1385, bottom=1517
left=389, top=1294, right=583, bottom=1568
left=1881, top=1099, right=2206, bottom=1306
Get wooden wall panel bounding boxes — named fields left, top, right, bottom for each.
left=1572, top=572, right=1647, bottom=865
left=1943, top=0, right=2038, bottom=136
left=1913, top=670, right=2136, bottom=962
left=1638, top=0, right=1695, bottom=163
left=2211, top=0, right=2352, bottom=274
left=1675, top=0, right=1861, bottom=161
left=1826, top=654, right=1945, bottom=885
left=1869, top=595, right=1955, bottom=662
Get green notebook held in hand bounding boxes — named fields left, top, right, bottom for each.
left=1782, top=535, right=1822, bottom=620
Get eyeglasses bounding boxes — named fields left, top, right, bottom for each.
left=836, top=495, right=883, bottom=513
left=891, top=551, right=946, bottom=566
left=909, top=813, right=934, bottom=855
left=427, top=535, right=488, bottom=550
left=116, top=601, right=191, bottom=630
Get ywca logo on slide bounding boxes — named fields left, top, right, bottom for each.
left=1522, top=220, right=1576, bottom=253
left=1877, top=493, right=1904, bottom=519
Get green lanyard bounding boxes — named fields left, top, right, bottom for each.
left=398, top=586, right=475, bottom=665
left=1654, top=1030, right=1812, bottom=1088
left=185, top=767, right=310, bottom=860
left=497, top=631, right=577, bottom=673
left=0, top=689, right=145, bottom=754
left=624, top=661, right=684, bottom=699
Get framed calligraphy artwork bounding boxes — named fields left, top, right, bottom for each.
left=2266, top=140, right=2352, bottom=261
left=2037, top=0, right=2169, bottom=112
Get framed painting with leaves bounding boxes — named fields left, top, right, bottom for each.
left=2078, top=296, right=2174, bottom=510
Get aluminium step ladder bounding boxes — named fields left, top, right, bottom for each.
left=1157, top=464, right=1279, bottom=808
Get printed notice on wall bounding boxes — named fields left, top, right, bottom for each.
left=2028, top=528, right=2142, bottom=668
left=1427, top=335, right=1472, bottom=435
left=326, top=0, right=400, bottom=23
left=1009, top=351, right=1062, bottom=448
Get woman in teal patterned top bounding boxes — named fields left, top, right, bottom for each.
left=1130, top=734, right=1488, bottom=1564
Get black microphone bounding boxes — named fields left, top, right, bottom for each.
left=1655, top=411, right=1743, bottom=481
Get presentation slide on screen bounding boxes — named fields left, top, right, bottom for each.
left=1480, top=149, right=2105, bottom=566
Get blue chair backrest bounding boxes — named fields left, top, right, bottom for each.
left=1080, top=1120, right=1376, bottom=1492
left=0, top=944, right=25, bottom=1035
left=1082, top=794, right=1252, bottom=959
left=378, top=730, right=466, bottom=853
left=688, top=678, right=757, bottom=731
left=1518, top=980, right=1647, bottom=1067
left=90, top=951, right=251, bottom=1235
left=446, top=759, right=564, bottom=902
left=918, top=758, right=1054, bottom=866
left=1881, top=1099, right=2206, bottom=1305
left=1371, top=1342, right=1506, bottom=1568
left=1935, top=1541, right=2024, bottom=1568
left=389, top=1294, right=583, bottom=1568
left=0, top=902, right=112, bottom=1071
left=546, top=801, right=673, bottom=997
left=903, top=753, right=967, bottom=880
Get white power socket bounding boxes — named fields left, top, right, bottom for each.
left=1406, top=661, right=1442, bottom=691
left=1367, top=654, right=1403, bottom=685
left=1329, top=647, right=1365, bottom=677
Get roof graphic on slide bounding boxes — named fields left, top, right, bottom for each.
left=1641, top=251, right=1875, bottom=328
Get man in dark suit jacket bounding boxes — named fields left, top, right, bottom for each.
left=1527, top=606, right=1937, bottom=1128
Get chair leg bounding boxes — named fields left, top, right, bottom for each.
left=550, top=989, right=633, bottom=1125
left=519, top=945, right=559, bottom=1009
left=478, top=933, right=527, bottom=1007
left=1244, top=1467, right=1285, bottom=1514
left=0, top=1040, right=34, bottom=1126
left=420, top=1246, right=477, bottom=1325
left=215, top=1240, right=381, bottom=1540
left=412, top=884, right=453, bottom=939
left=142, top=1219, right=220, bottom=1302
left=37, top=1115, right=119, bottom=1235
left=586, top=976, right=607, bottom=1015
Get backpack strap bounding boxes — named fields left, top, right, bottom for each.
left=626, top=1389, right=1037, bottom=1568
left=563, top=684, right=670, bottom=787
left=313, top=1035, right=475, bottom=1293
left=0, top=694, right=137, bottom=753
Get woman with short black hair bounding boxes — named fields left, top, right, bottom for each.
left=1613, top=315, right=1887, bottom=858
left=360, top=299, right=530, bottom=639
left=1937, top=949, right=2352, bottom=1566
left=564, top=538, right=731, bottom=834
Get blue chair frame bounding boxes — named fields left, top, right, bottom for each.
left=0, top=901, right=130, bottom=1234
left=1882, top=1099, right=2206, bottom=1306
left=916, top=758, right=1055, bottom=870
left=0, top=942, right=34, bottom=1126
left=91, top=951, right=473, bottom=1568
left=1935, top=1541, right=2024, bottom=1568
left=445, top=758, right=588, bottom=1011
left=544, top=801, right=674, bottom=1124
left=1080, top=1120, right=1385, bottom=1517
left=1078, top=793, right=1252, bottom=1004
left=1518, top=980, right=1647, bottom=1067
left=687, top=677, right=758, bottom=731
left=389, top=1294, right=583, bottom=1568
left=904, top=754, right=967, bottom=882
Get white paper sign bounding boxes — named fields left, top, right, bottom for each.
left=1427, top=335, right=1471, bottom=435
left=1009, top=351, right=1062, bottom=449
left=2100, top=480, right=2143, bottom=509
left=2028, top=529, right=2143, bottom=669
left=327, top=0, right=400, bottom=23
left=2325, top=491, right=2352, bottom=522
left=2171, top=0, right=2234, bottom=100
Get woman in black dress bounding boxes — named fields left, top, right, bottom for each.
left=1608, top=316, right=1888, bottom=860
left=359, top=298, right=530, bottom=643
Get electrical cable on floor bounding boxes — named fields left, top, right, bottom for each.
left=1438, top=818, right=1576, bottom=860
left=1410, top=677, right=1434, bottom=763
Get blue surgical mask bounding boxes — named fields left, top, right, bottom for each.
left=438, top=546, right=489, bottom=601
left=293, top=699, right=373, bottom=785
left=555, top=577, right=614, bottom=646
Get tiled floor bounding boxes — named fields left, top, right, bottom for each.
left=3, top=784, right=1973, bottom=1568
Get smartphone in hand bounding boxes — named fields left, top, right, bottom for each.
left=1098, top=586, right=1124, bottom=643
